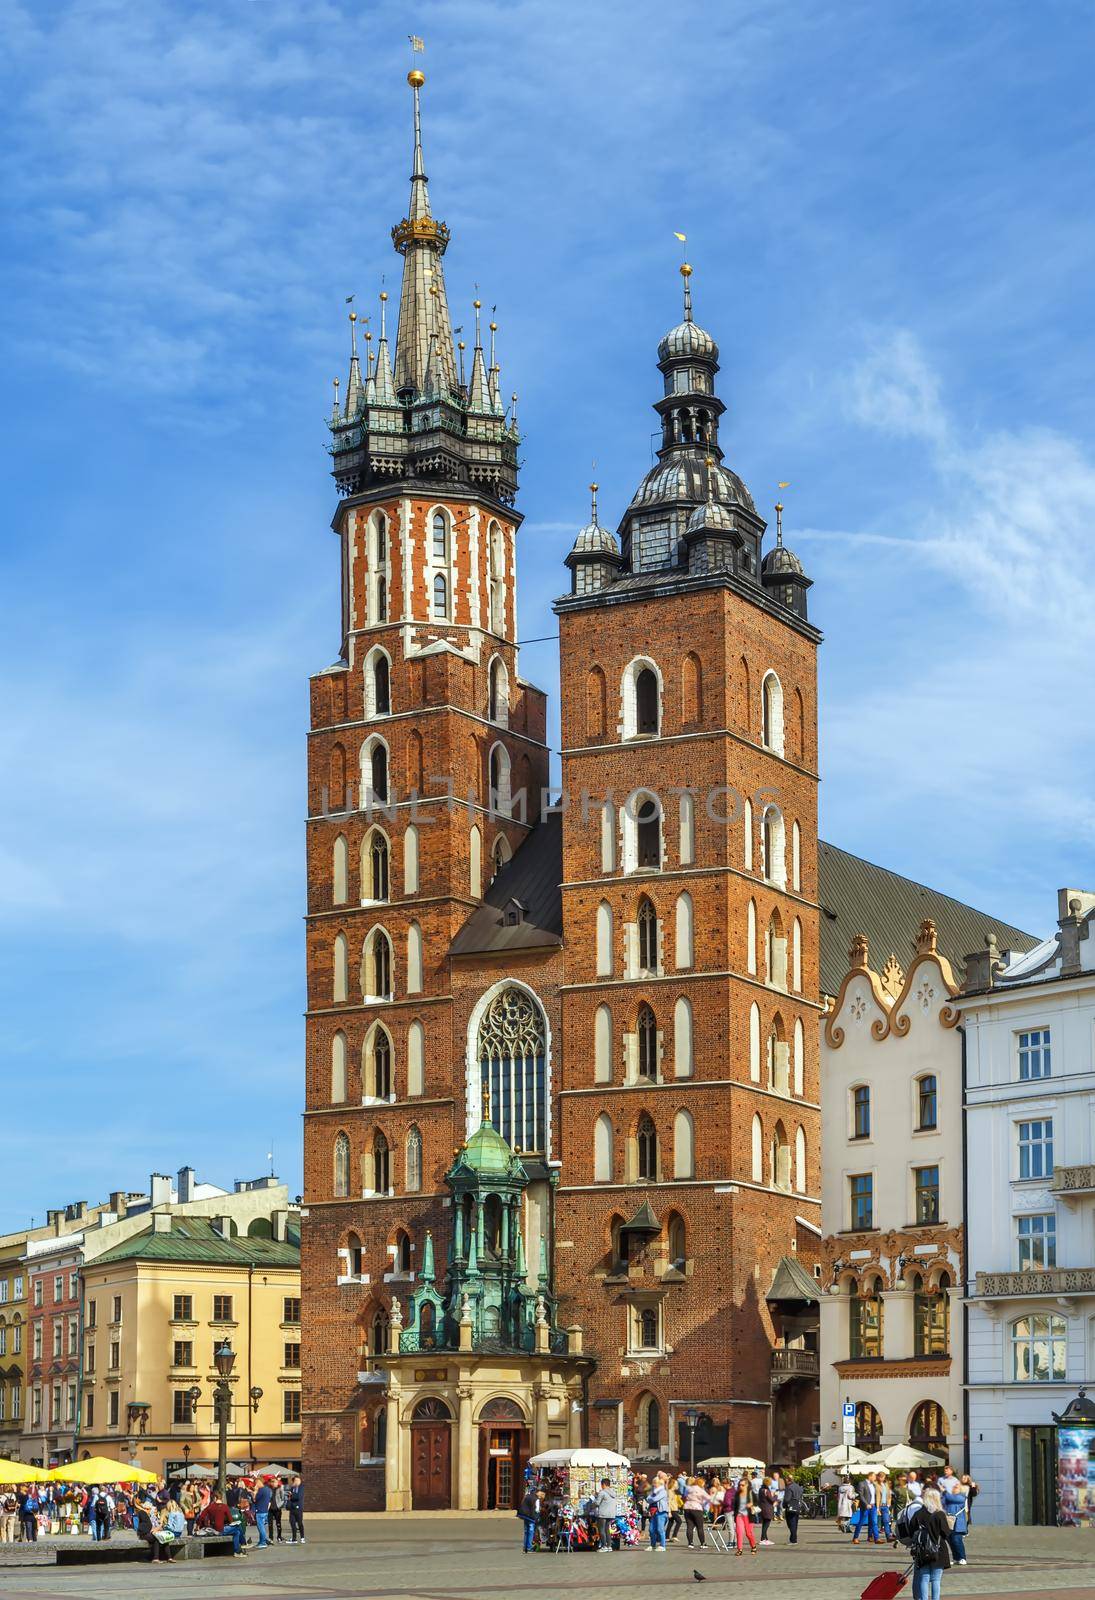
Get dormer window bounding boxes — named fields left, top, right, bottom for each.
left=503, top=899, right=525, bottom=927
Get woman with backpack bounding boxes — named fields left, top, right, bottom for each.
left=905, top=1486, right=952, bottom=1600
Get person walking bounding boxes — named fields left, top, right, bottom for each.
left=681, top=1477, right=710, bottom=1549
left=286, top=1475, right=305, bottom=1545
left=782, top=1475, right=804, bottom=1544
left=906, top=1486, right=952, bottom=1600
left=253, top=1478, right=272, bottom=1548
left=269, top=1478, right=286, bottom=1543
left=941, top=1479, right=968, bottom=1565
left=732, top=1477, right=758, bottom=1555
left=18, top=1489, right=39, bottom=1544
left=906, top=1470, right=923, bottom=1504
left=0, top=1491, right=18, bottom=1544
left=517, top=1483, right=540, bottom=1553
left=851, top=1472, right=880, bottom=1544
left=878, top=1473, right=894, bottom=1542
left=646, top=1472, right=669, bottom=1552
left=666, top=1478, right=683, bottom=1544
left=837, top=1476, right=856, bottom=1531
left=758, top=1475, right=777, bottom=1545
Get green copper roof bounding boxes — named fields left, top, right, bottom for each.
left=91, top=1216, right=299, bottom=1269
left=460, top=1117, right=522, bottom=1175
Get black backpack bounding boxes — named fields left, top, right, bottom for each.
left=910, top=1515, right=948, bottom=1567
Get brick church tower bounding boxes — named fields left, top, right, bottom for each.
left=553, top=265, right=822, bottom=1467
left=302, top=70, right=823, bottom=1509
left=301, top=71, right=551, bottom=1506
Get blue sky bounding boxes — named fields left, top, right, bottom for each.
left=1, top=0, right=1093, bottom=1226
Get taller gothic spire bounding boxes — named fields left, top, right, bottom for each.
left=391, top=69, right=458, bottom=397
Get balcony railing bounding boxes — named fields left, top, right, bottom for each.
left=771, top=1348, right=819, bottom=1383
left=976, top=1267, right=1095, bottom=1298
left=1049, top=1165, right=1095, bottom=1197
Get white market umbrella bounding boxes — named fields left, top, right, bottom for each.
left=864, top=1444, right=944, bottom=1470
left=528, top=1448, right=630, bottom=1468
left=698, top=1456, right=766, bottom=1472
left=800, top=1444, right=870, bottom=1469
left=174, top=1463, right=217, bottom=1479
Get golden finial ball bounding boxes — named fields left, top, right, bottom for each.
left=380, top=290, right=388, bottom=302
left=590, top=481, right=598, bottom=493
left=408, top=69, right=425, bottom=88
left=458, top=340, right=466, bottom=350
left=349, top=310, right=356, bottom=322
left=473, top=298, right=481, bottom=309
left=429, top=283, right=438, bottom=296
left=489, top=321, right=497, bottom=332
left=680, top=262, right=693, bottom=278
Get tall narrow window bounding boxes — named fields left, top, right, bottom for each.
left=333, top=932, right=348, bottom=1003
left=488, top=658, right=508, bottom=724
left=791, top=821, right=801, bottom=890
left=747, top=899, right=758, bottom=974
left=793, top=1018, right=805, bottom=1096
left=594, top=1113, right=613, bottom=1182
left=914, top=1165, right=940, bottom=1224
left=749, top=1002, right=761, bottom=1082
left=849, top=1278, right=883, bottom=1359
left=469, top=824, right=482, bottom=898
left=373, top=654, right=390, bottom=716
left=673, top=996, right=693, bottom=1079
left=675, top=891, right=693, bottom=969
left=744, top=798, right=754, bottom=870
left=637, top=796, right=660, bottom=868
left=751, top=1113, right=763, bottom=1182
left=477, top=986, right=549, bottom=1155
left=637, top=1114, right=657, bottom=1180
left=852, top=1085, right=871, bottom=1139
left=637, top=1003, right=658, bottom=1081
left=407, top=922, right=423, bottom=994
left=433, top=572, right=448, bottom=619
left=594, top=1005, right=613, bottom=1083
left=850, top=1173, right=874, bottom=1230
left=1018, top=1028, right=1051, bottom=1080
left=679, top=791, right=695, bottom=865
left=407, top=1020, right=425, bottom=1098
left=404, top=825, right=419, bottom=894
left=596, top=900, right=613, bottom=977
left=331, top=1033, right=347, bottom=1103
left=367, top=831, right=390, bottom=902
left=792, top=918, right=802, bottom=991
left=913, top=1273, right=950, bottom=1356
left=1018, top=1118, right=1053, bottom=1180
left=432, top=511, right=448, bottom=561
left=369, top=742, right=389, bottom=804
left=635, top=668, right=659, bottom=735
left=405, top=1126, right=422, bottom=1193
left=681, top=652, right=702, bottom=723
left=333, top=1132, right=350, bottom=1199
left=586, top=666, right=607, bottom=740
left=673, top=1109, right=694, bottom=1179
left=917, top=1074, right=938, bottom=1131
left=795, top=1125, right=806, bottom=1192
left=601, top=800, right=616, bottom=871
left=376, top=573, right=388, bottom=622
left=761, top=672, right=784, bottom=755
left=637, top=897, right=658, bottom=973
left=373, top=1132, right=390, bottom=1194
left=333, top=835, right=348, bottom=905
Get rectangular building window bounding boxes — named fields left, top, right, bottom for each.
left=85, top=1393, right=94, bottom=1428
left=0, top=1281, right=7, bottom=1304
left=32, top=1323, right=42, bottom=1361
left=69, top=1272, right=78, bottom=1300
left=283, top=1342, right=301, bottom=1369
left=172, top=1294, right=193, bottom=1322
left=53, top=1322, right=63, bottom=1358
left=1018, top=1028, right=1051, bottom=1080
left=914, top=1165, right=940, bottom=1224
left=13, top=1275, right=23, bottom=1300
left=33, top=1281, right=43, bottom=1309
left=173, top=1340, right=193, bottom=1368
left=213, top=1295, right=234, bottom=1323
left=11, top=1386, right=19, bottom=1420
left=85, top=1344, right=96, bottom=1373
left=13, top=1323, right=21, bottom=1354
left=32, top=1388, right=42, bottom=1427
left=0, top=1327, right=5, bottom=1357
left=283, top=1390, right=301, bottom=1424
left=68, top=1316, right=78, bottom=1355
left=87, top=1299, right=97, bottom=1329
left=852, top=1085, right=870, bottom=1140
left=849, top=1173, right=874, bottom=1231
left=111, top=1295, right=122, bottom=1323
left=173, top=1390, right=194, bottom=1425
left=1017, top=1213, right=1056, bottom=1271
left=1018, top=1119, right=1054, bottom=1180
left=109, top=1391, right=119, bottom=1428
left=283, top=1297, right=301, bottom=1325
left=109, top=1341, right=120, bottom=1370
left=53, top=1276, right=63, bottom=1304
left=917, top=1075, right=938, bottom=1130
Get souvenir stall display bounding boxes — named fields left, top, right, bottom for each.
left=526, top=1448, right=635, bottom=1551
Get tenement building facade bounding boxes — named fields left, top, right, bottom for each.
left=960, top=888, right=1095, bottom=1525
left=301, top=71, right=825, bottom=1510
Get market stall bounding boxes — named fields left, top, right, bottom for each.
left=526, top=1447, right=634, bottom=1550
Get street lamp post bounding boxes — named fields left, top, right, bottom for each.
left=213, top=1339, right=236, bottom=1498
left=684, top=1406, right=700, bottom=1476
left=181, top=1443, right=190, bottom=1482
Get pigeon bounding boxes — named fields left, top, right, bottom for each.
left=693, top=1570, right=707, bottom=1582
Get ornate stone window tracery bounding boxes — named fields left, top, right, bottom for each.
left=477, top=987, right=547, bottom=1154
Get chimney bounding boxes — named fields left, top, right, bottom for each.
left=149, top=1174, right=172, bottom=1208
left=1057, top=889, right=1093, bottom=976
left=177, top=1166, right=196, bottom=1205
left=109, top=1192, right=127, bottom=1217
left=152, top=1212, right=172, bottom=1234
left=963, top=933, right=1001, bottom=993
left=215, top=1216, right=234, bottom=1239
left=272, top=1211, right=288, bottom=1242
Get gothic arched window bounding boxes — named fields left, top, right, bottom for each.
left=637, top=1003, right=658, bottom=1081
left=433, top=572, right=448, bottom=619
left=637, top=1113, right=658, bottom=1180
left=405, top=1126, right=422, bottom=1193
left=636, top=667, right=659, bottom=735
left=367, top=830, right=389, bottom=902
left=477, top=987, right=548, bottom=1155
left=432, top=511, right=448, bottom=562
left=373, top=653, right=390, bottom=716
left=637, top=897, right=658, bottom=972
left=637, top=796, right=661, bottom=868
left=372, top=1131, right=390, bottom=1195
left=370, top=1308, right=390, bottom=1354
left=333, top=1132, right=350, bottom=1199
left=855, top=1401, right=882, bottom=1449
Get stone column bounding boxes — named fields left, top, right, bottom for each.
left=456, top=1383, right=476, bottom=1510
left=568, top=1386, right=583, bottom=1447
left=384, top=1386, right=405, bottom=1511
left=533, top=1383, right=550, bottom=1454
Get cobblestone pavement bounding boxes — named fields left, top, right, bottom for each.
left=1, top=1516, right=1093, bottom=1600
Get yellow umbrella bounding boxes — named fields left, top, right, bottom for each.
left=46, top=1456, right=160, bottom=1485
left=0, top=1458, right=48, bottom=1483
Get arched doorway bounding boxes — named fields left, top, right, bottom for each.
left=411, top=1397, right=452, bottom=1509
left=477, top=1395, right=528, bottom=1510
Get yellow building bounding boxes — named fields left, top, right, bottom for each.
left=0, top=1231, right=29, bottom=1457
left=79, top=1215, right=302, bottom=1476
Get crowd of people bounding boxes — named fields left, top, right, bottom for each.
left=835, top=1464, right=977, bottom=1564
left=518, top=1464, right=808, bottom=1555
left=0, top=1471, right=305, bottom=1562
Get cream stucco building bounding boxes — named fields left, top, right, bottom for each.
left=820, top=921, right=966, bottom=1464
left=79, top=1210, right=301, bottom=1477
